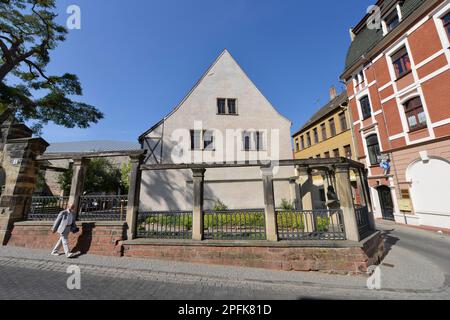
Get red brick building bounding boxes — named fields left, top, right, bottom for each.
left=341, top=0, right=450, bottom=229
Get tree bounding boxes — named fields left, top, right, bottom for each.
left=120, top=161, right=131, bottom=194
left=0, top=0, right=103, bottom=132
left=58, top=158, right=123, bottom=195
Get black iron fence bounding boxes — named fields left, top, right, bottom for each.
left=28, top=196, right=69, bottom=221
left=355, top=205, right=371, bottom=238
left=276, top=209, right=346, bottom=240
left=137, top=211, right=193, bottom=239
left=203, top=209, right=266, bottom=240
left=78, top=195, right=128, bottom=221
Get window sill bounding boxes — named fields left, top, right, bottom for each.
left=408, top=126, right=428, bottom=134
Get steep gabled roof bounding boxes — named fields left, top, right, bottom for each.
left=292, top=92, right=348, bottom=137
left=138, top=49, right=291, bottom=142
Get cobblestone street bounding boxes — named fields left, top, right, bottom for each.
left=0, top=222, right=449, bottom=300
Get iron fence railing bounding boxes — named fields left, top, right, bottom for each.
left=78, top=195, right=128, bottom=221
left=355, top=205, right=371, bottom=238
left=203, top=209, right=266, bottom=240
left=28, top=196, right=70, bottom=221
left=276, top=209, right=346, bottom=240
left=137, top=211, right=193, bottom=239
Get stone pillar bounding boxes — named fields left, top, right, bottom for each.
left=126, top=155, right=143, bottom=240
left=297, top=166, right=315, bottom=232
left=69, top=158, right=89, bottom=217
left=0, top=137, right=48, bottom=245
left=335, top=164, right=360, bottom=242
left=192, top=168, right=205, bottom=241
left=289, top=177, right=301, bottom=210
left=261, top=168, right=278, bottom=242
left=358, top=168, right=375, bottom=230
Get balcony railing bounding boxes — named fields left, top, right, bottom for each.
left=276, top=209, right=346, bottom=240
left=203, top=209, right=266, bottom=240
left=137, top=211, right=193, bottom=239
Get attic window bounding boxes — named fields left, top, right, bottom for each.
left=217, top=98, right=238, bottom=115
left=385, top=10, right=400, bottom=32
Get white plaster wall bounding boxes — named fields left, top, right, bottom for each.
left=140, top=51, right=294, bottom=211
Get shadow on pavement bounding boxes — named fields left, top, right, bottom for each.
left=378, top=228, right=400, bottom=263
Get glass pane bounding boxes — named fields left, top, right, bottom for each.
left=418, top=111, right=427, bottom=125
left=444, top=13, right=450, bottom=24
left=228, top=99, right=236, bottom=114
left=217, top=99, right=226, bottom=114
left=204, top=131, right=214, bottom=150
left=408, top=114, right=417, bottom=127
left=403, top=55, right=411, bottom=73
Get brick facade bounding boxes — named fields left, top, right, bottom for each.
left=342, top=0, right=450, bottom=228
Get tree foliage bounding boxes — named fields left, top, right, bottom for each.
left=0, top=0, right=103, bottom=132
left=58, top=158, right=126, bottom=195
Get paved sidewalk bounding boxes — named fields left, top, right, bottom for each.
left=0, top=232, right=449, bottom=300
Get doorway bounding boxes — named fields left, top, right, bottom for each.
left=377, top=186, right=395, bottom=221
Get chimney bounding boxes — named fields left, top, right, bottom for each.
left=329, top=86, right=338, bottom=101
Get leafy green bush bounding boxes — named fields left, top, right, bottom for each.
left=280, top=198, right=295, bottom=210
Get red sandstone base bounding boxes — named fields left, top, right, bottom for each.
left=6, top=221, right=384, bottom=275
left=7, top=221, right=125, bottom=257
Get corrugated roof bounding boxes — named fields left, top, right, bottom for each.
left=344, top=0, right=426, bottom=73
left=45, top=141, right=141, bottom=154
left=293, top=92, right=348, bottom=137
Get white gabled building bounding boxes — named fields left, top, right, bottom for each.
left=138, top=50, right=294, bottom=211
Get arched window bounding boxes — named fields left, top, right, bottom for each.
left=366, top=134, right=381, bottom=166
left=404, top=97, right=427, bottom=131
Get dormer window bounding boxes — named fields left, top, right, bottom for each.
left=382, top=3, right=402, bottom=36
left=385, top=10, right=400, bottom=32
left=217, top=98, right=238, bottom=115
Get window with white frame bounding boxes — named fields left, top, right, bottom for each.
left=391, top=46, right=411, bottom=79
left=190, top=130, right=214, bottom=151
left=404, top=97, right=427, bottom=132
left=242, top=131, right=265, bottom=151
left=366, top=134, right=381, bottom=166
left=217, top=98, right=237, bottom=115
left=443, top=11, right=450, bottom=41
left=360, top=95, right=372, bottom=120
left=385, top=9, right=400, bottom=33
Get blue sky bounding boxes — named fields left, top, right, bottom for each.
left=37, top=0, right=374, bottom=143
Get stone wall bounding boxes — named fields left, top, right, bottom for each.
left=122, top=232, right=384, bottom=275
left=7, top=221, right=126, bottom=257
